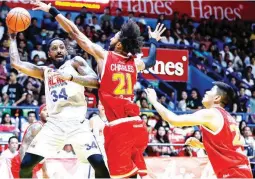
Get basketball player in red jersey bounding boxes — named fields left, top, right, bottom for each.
left=32, top=1, right=165, bottom=178
left=11, top=104, right=48, bottom=178
left=145, top=82, right=253, bottom=178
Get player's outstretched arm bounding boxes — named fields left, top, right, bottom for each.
left=9, top=32, right=45, bottom=80
left=136, top=24, right=166, bottom=71
left=31, top=1, right=106, bottom=61
left=145, top=88, right=221, bottom=130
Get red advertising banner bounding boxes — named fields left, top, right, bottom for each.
left=110, top=0, right=255, bottom=22
left=140, top=48, right=189, bottom=82
left=5, top=1, right=255, bottom=22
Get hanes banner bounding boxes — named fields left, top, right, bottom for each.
left=140, top=48, right=189, bottom=82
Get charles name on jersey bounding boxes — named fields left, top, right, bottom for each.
left=111, top=64, right=135, bottom=73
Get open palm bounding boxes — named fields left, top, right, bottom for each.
left=31, top=0, right=51, bottom=12
left=148, top=23, right=166, bottom=41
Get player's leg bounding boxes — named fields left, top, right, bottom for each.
left=20, top=120, right=65, bottom=178
left=104, top=124, right=138, bottom=178
left=132, top=120, right=149, bottom=177
left=68, top=121, right=110, bottom=178
left=20, top=153, right=44, bottom=178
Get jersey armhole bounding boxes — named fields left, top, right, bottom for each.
left=201, top=108, right=224, bottom=135
left=99, top=51, right=109, bottom=81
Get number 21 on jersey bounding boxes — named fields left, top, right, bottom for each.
left=230, top=124, right=244, bottom=146
left=112, top=73, right=132, bottom=95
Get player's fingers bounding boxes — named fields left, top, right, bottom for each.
left=159, top=27, right=166, bottom=36
left=32, top=7, right=41, bottom=11
left=158, top=24, right=164, bottom=33
left=155, top=23, right=160, bottom=31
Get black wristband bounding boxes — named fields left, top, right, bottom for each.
left=49, top=6, right=60, bottom=18
left=149, top=38, right=158, bottom=47
left=70, top=75, right=73, bottom=81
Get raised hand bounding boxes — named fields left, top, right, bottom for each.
left=148, top=23, right=166, bottom=41
left=144, top=88, right=158, bottom=104
left=31, top=0, right=51, bottom=13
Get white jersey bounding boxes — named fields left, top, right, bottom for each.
left=44, top=60, right=87, bottom=121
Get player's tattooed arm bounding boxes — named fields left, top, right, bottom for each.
left=31, top=1, right=106, bottom=62
left=136, top=24, right=166, bottom=71
left=9, top=33, right=45, bottom=80
left=19, top=123, right=42, bottom=160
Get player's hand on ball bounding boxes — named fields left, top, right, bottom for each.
left=185, top=137, right=202, bottom=148
left=144, top=88, right=158, bottom=104
left=148, top=23, right=166, bottom=41
left=31, top=0, right=51, bottom=13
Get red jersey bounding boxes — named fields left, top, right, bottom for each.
left=99, top=52, right=139, bottom=122
left=201, top=107, right=250, bottom=176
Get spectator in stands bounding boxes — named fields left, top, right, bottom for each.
left=84, top=87, right=97, bottom=108
left=186, top=88, right=202, bottom=110
left=242, top=126, right=255, bottom=157
left=20, top=111, right=37, bottom=138
left=7, top=69, right=26, bottom=106
left=233, top=48, right=243, bottom=72
left=239, top=120, right=247, bottom=136
left=250, top=57, right=255, bottom=77
left=127, top=11, right=135, bottom=22
left=25, top=17, right=41, bottom=45
left=237, top=87, right=250, bottom=113
left=171, top=22, right=183, bottom=41
left=30, top=43, right=47, bottom=63
left=0, top=37, right=10, bottom=61
left=18, top=40, right=29, bottom=62
left=151, top=126, right=177, bottom=156
left=0, top=93, right=11, bottom=116
left=243, top=71, right=254, bottom=89
left=248, top=89, right=255, bottom=124
left=158, top=94, right=168, bottom=108
left=75, top=6, right=87, bottom=26
left=178, top=91, right=188, bottom=111
left=160, top=29, right=174, bottom=45
left=100, top=7, right=111, bottom=25
left=41, top=13, right=58, bottom=31
left=0, top=113, right=18, bottom=134
left=188, top=130, right=207, bottom=157
left=220, top=44, right=234, bottom=61
left=0, top=57, right=7, bottom=89
left=113, top=8, right=124, bottom=32
left=90, top=15, right=101, bottom=31
left=0, top=136, right=18, bottom=158
left=96, top=33, right=107, bottom=49
left=0, top=1, right=10, bottom=19
left=101, top=20, right=113, bottom=37
left=154, top=117, right=170, bottom=132
left=157, top=14, right=167, bottom=28
left=140, top=97, right=154, bottom=117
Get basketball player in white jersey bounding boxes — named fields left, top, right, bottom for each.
left=90, top=101, right=108, bottom=162
left=9, top=31, right=110, bottom=178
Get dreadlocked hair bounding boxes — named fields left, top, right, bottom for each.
left=119, top=20, right=144, bottom=56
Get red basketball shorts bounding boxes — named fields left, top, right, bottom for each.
left=104, top=117, right=149, bottom=178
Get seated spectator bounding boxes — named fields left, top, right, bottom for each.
left=248, top=89, right=255, bottom=123
left=30, top=43, right=47, bottom=63
left=140, top=97, right=154, bottom=117
left=220, top=44, right=234, bottom=61
left=232, top=49, right=243, bottom=72
left=84, top=87, right=97, bottom=108
left=241, top=126, right=255, bottom=158
left=154, top=118, right=171, bottom=132
left=160, top=29, right=174, bottom=45
left=176, top=34, right=190, bottom=46
left=242, top=72, right=254, bottom=89
left=237, top=87, right=250, bottom=112
left=96, top=33, right=107, bottom=49
left=239, top=120, right=247, bottom=136
left=178, top=145, right=197, bottom=157
left=113, top=8, right=124, bottom=32
left=18, top=40, right=29, bottom=62
left=151, top=126, right=177, bottom=156
left=0, top=136, right=18, bottom=158
left=186, top=88, right=202, bottom=110
left=101, top=20, right=113, bottom=37
left=187, top=130, right=207, bottom=157
left=0, top=37, right=10, bottom=61
left=90, top=15, right=101, bottom=31
left=0, top=57, right=7, bottom=89
left=0, top=113, right=19, bottom=135
left=0, top=93, right=11, bottom=116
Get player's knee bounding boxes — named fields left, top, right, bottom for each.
left=20, top=153, right=44, bottom=170
left=88, top=154, right=110, bottom=178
